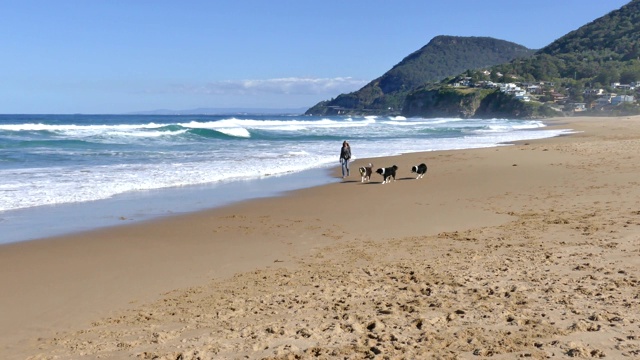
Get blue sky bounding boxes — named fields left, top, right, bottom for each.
left=0, top=0, right=631, bottom=114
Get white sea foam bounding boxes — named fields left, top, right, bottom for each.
left=216, top=127, right=251, bottom=137
left=0, top=152, right=338, bottom=212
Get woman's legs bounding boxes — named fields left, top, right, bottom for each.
left=341, top=160, right=350, bottom=177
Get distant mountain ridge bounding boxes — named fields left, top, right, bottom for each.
left=305, top=36, right=536, bottom=116
left=129, top=107, right=309, bottom=116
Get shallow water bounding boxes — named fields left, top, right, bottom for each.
left=0, top=167, right=335, bottom=245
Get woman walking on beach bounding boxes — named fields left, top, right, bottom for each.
left=339, top=141, right=351, bottom=178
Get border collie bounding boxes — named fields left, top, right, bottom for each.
left=411, top=163, right=428, bottom=179
left=376, top=165, right=398, bottom=184
left=359, top=163, right=373, bottom=182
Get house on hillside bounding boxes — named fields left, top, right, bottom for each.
left=500, top=83, right=520, bottom=93
left=500, top=83, right=533, bottom=101
left=550, top=92, right=566, bottom=103
left=611, top=82, right=635, bottom=91
left=527, top=84, right=543, bottom=95
left=612, top=95, right=635, bottom=105
left=584, top=88, right=605, bottom=96
left=593, top=96, right=613, bottom=107
left=476, top=80, right=498, bottom=88
left=453, top=77, right=472, bottom=87
left=566, top=103, right=586, bottom=112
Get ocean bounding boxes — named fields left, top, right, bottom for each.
left=0, top=114, right=572, bottom=244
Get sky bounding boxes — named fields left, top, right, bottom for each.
left=0, top=0, right=632, bottom=114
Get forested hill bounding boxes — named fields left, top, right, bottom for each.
left=540, top=0, right=640, bottom=59
left=305, top=36, right=535, bottom=116
left=485, top=0, right=640, bottom=84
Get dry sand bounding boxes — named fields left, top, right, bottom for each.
left=0, top=116, right=639, bottom=359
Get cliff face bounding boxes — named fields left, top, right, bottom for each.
left=402, top=88, right=559, bottom=119
left=402, top=88, right=493, bottom=118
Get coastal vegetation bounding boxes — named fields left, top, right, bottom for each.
left=306, top=0, right=640, bottom=118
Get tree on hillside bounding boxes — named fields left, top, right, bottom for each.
left=595, top=66, right=620, bottom=86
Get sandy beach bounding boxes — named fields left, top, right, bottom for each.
left=1, top=115, right=639, bottom=359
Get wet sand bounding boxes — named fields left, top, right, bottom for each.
left=1, top=116, right=639, bottom=359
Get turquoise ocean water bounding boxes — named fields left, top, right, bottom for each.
left=0, top=114, right=571, bottom=244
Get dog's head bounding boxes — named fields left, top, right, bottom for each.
left=376, top=168, right=385, bottom=175
left=411, top=165, right=418, bottom=173
left=359, top=167, right=366, bottom=176
left=392, top=165, right=398, bottom=171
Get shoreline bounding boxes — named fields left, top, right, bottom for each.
left=0, top=166, right=337, bottom=245
left=2, top=115, right=639, bottom=358
left=1, top=121, right=568, bottom=246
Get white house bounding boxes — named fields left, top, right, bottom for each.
left=611, top=82, right=635, bottom=91
left=526, top=84, right=543, bottom=94
left=584, top=88, right=605, bottom=96
left=500, top=83, right=520, bottom=93
left=569, top=103, right=586, bottom=111
left=611, top=95, right=635, bottom=105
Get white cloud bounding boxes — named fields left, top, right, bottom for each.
left=168, top=77, right=368, bottom=96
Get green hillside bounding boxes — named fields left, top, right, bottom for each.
left=488, top=0, right=640, bottom=85
left=305, top=36, right=535, bottom=116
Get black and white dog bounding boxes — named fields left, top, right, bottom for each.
left=376, top=165, right=398, bottom=184
left=411, top=163, right=428, bottom=179
left=359, top=163, right=373, bottom=182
